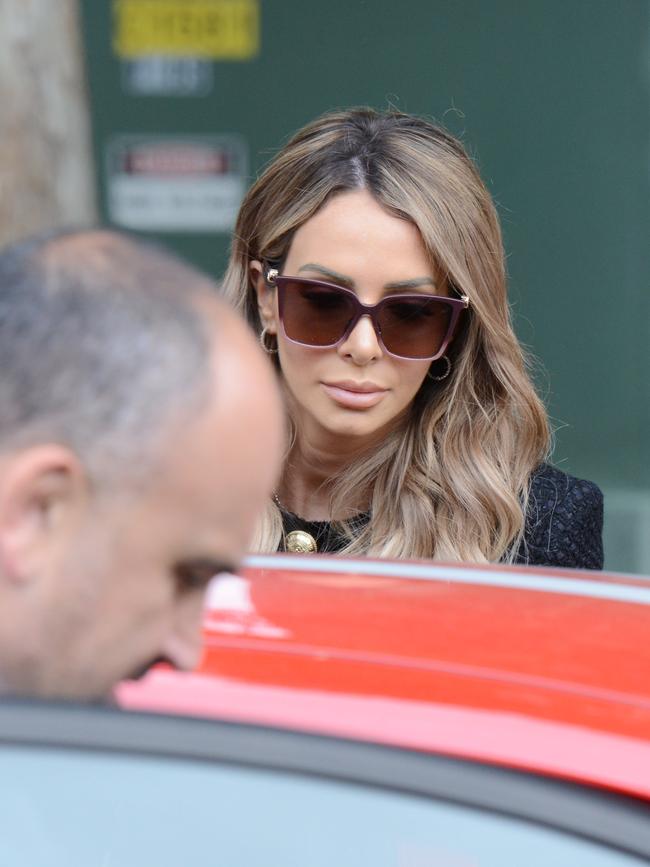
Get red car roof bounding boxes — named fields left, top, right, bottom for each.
left=119, top=555, right=650, bottom=800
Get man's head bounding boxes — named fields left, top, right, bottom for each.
left=0, top=229, right=283, bottom=700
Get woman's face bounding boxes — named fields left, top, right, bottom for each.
left=253, top=189, right=442, bottom=449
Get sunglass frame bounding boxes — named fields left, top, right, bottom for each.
left=267, top=270, right=470, bottom=361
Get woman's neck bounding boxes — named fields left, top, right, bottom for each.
left=278, top=435, right=370, bottom=521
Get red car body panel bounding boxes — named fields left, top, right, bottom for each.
left=119, top=555, right=650, bottom=800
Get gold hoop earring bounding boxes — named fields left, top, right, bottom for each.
left=259, top=327, right=278, bottom=355
left=427, top=355, right=451, bottom=381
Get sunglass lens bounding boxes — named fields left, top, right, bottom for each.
left=379, top=297, right=452, bottom=359
left=281, top=281, right=355, bottom=347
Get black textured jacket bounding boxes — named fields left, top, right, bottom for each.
left=513, top=464, right=603, bottom=569
left=278, top=464, right=604, bottom=569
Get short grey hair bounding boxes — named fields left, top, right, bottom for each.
left=0, top=228, right=214, bottom=490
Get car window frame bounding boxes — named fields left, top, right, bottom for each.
left=1, top=700, right=649, bottom=861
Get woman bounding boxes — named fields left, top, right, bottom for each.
left=223, top=107, right=603, bottom=567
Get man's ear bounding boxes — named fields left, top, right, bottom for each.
left=250, top=260, right=278, bottom=334
left=0, top=446, right=87, bottom=585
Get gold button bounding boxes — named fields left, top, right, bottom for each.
left=285, top=530, right=318, bottom=553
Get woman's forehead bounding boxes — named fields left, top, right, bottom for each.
left=284, top=190, right=433, bottom=277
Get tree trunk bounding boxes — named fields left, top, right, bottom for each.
left=0, top=0, right=97, bottom=246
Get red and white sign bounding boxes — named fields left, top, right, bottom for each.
left=106, top=135, right=247, bottom=232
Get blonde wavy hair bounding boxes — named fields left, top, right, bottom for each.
left=223, top=107, right=550, bottom=562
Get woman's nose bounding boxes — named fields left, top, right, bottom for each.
left=337, top=315, right=383, bottom=364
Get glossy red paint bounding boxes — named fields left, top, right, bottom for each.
left=119, top=555, right=650, bottom=800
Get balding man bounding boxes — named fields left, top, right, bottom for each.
left=0, top=229, right=283, bottom=701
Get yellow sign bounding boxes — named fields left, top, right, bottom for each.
left=113, top=0, right=260, bottom=60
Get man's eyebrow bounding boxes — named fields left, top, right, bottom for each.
left=297, top=263, right=355, bottom=288
left=176, top=557, right=238, bottom=585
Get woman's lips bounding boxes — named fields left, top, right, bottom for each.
left=321, top=381, right=388, bottom=409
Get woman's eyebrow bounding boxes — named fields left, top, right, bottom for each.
left=297, top=265, right=438, bottom=293
left=384, top=277, right=437, bottom=290
left=297, top=263, right=355, bottom=287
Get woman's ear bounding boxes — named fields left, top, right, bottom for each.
left=250, top=261, right=278, bottom=334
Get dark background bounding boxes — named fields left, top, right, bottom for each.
left=80, top=0, right=650, bottom=571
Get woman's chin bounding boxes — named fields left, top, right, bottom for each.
left=316, top=413, right=403, bottom=447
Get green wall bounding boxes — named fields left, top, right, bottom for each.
left=81, top=0, right=650, bottom=571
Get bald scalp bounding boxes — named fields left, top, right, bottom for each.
left=0, top=228, right=229, bottom=490
left=38, top=229, right=216, bottom=297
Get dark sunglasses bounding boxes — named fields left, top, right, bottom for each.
left=266, top=269, right=469, bottom=361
